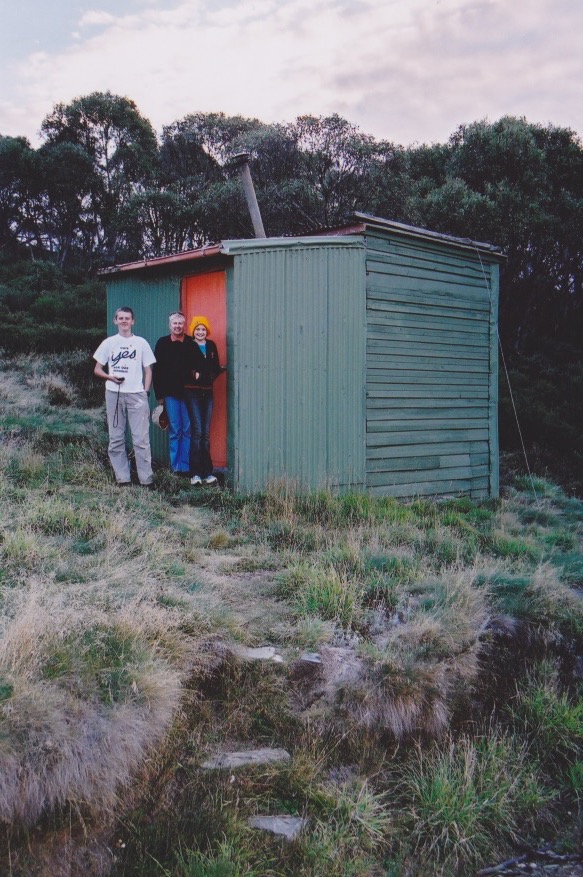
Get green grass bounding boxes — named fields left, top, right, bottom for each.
left=277, top=562, right=365, bottom=627
left=40, top=624, right=154, bottom=705
left=178, top=848, right=240, bottom=877
left=392, top=733, right=552, bottom=874
left=1, top=355, right=583, bottom=876
left=0, top=679, right=13, bottom=703
left=506, top=662, right=583, bottom=782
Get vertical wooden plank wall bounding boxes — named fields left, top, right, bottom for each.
left=364, top=231, right=498, bottom=498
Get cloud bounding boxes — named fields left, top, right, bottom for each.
left=0, top=0, right=581, bottom=147
left=78, top=11, right=119, bottom=27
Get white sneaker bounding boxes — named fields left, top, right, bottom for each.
left=203, top=474, right=217, bottom=484
left=190, top=475, right=202, bottom=485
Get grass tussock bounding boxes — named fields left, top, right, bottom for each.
left=1, top=357, right=582, bottom=876
left=0, top=587, right=185, bottom=824
left=506, top=660, right=583, bottom=781
left=392, top=731, right=552, bottom=874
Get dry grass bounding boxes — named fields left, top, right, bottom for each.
left=0, top=585, right=190, bottom=824
left=0, top=367, right=232, bottom=834
left=282, top=567, right=490, bottom=738
left=1, top=357, right=582, bottom=876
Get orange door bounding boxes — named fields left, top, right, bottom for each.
left=182, top=271, right=228, bottom=469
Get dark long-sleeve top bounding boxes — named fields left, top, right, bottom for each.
left=152, top=334, right=198, bottom=399
left=185, top=339, right=222, bottom=392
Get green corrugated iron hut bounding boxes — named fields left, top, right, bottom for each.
left=100, top=212, right=502, bottom=499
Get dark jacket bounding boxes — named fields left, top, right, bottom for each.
left=152, top=334, right=198, bottom=399
left=185, top=339, right=222, bottom=392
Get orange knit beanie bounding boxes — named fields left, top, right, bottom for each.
left=189, top=315, right=211, bottom=336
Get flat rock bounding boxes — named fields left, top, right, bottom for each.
left=201, top=747, right=291, bottom=770
left=230, top=645, right=284, bottom=663
left=299, top=652, right=322, bottom=664
left=248, top=815, right=307, bottom=840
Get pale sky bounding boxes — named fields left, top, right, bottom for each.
left=1, top=0, right=581, bottom=148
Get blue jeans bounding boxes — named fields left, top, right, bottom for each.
left=164, top=395, right=191, bottom=472
left=184, top=390, right=214, bottom=478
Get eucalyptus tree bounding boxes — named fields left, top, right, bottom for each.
left=118, top=188, right=204, bottom=258
left=0, top=135, right=38, bottom=258
left=405, top=117, right=583, bottom=351
left=157, top=112, right=298, bottom=243
left=152, top=113, right=229, bottom=250
left=153, top=112, right=405, bottom=243
left=40, top=91, right=158, bottom=266
left=222, top=123, right=318, bottom=237
left=162, top=112, right=266, bottom=167
left=286, top=114, right=401, bottom=227
left=34, top=142, right=96, bottom=267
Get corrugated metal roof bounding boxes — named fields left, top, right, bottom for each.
left=98, top=244, right=223, bottom=275
left=221, top=235, right=363, bottom=254
left=98, top=236, right=362, bottom=276
left=352, top=212, right=505, bottom=258
left=98, top=214, right=502, bottom=277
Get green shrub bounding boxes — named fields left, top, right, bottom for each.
left=0, top=260, right=105, bottom=355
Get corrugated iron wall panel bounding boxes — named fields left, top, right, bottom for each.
left=231, top=243, right=365, bottom=493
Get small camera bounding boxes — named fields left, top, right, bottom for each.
left=118, top=376, right=125, bottom=382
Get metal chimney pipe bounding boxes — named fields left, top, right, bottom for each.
left=229, top=152, right=266, bottom=238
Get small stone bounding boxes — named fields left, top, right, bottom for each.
left=201, top=747, right=291, bottom=770
left=248, top=815, right=307, bottom=840
left=230, top=645, right=284, bottom=663
left=300, top=652, right=322, bottom=664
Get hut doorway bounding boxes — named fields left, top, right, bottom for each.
left=182, top=270, right=228, bottom=469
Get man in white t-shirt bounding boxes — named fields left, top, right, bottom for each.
left=93, top=306, right=156, bottom=486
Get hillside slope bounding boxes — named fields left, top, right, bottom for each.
left=0, top=352, right=582, bottom=876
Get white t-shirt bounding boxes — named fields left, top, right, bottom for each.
left=93, top=334, right=156, bottom=393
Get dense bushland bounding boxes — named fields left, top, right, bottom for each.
left=0, top=260, right=104, bottom=360
left=3, top=99, right=582, bottom=352
left=500, top=341, right=583, bottom=497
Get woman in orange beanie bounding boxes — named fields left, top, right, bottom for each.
left=184, top=316, right=223, bottom=485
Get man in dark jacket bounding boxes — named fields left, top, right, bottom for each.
left=153, top=312, right=197, bottom=473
